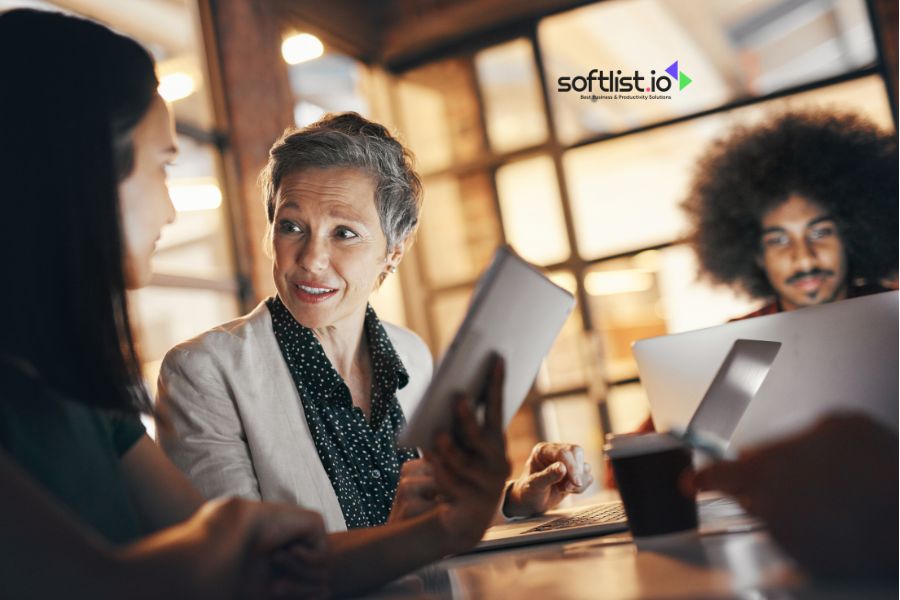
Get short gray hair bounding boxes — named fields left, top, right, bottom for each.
left=259, top=112, right=422, bottom=252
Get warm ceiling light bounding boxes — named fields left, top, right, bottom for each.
left=584, top=270, right=654, bottom=296
left=158, top=72, right=195, bottom=102
left=281, top=33, right=324, bottom=65
left=167, top=180, right=222, bottom=212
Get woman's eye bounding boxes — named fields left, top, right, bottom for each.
left=336, top=227, right=358, bottom=240
left=278, top=221, right=301, bottom=234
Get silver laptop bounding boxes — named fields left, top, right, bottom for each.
left=474, top=339, right=779, bottom=551
left=634, top=291, right=899, bottom=452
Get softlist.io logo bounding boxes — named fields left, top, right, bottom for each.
left=557, top=60, right=693, bottom=100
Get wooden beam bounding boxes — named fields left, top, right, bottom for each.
left=274, top=0, right=383, bottom=64
left=869, top=0, right=898, bottom=125
left=204, top=0, right=296, bottom=303
left=381, top=0, right=594, bottom=69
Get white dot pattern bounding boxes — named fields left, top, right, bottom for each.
left=267, top=296, right=418, bottom=528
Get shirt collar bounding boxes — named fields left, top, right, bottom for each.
left=267, top=296, right=409, bottom=401
left=362, top=303, right=410, bottom=393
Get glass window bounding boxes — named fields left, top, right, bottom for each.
left=563, top=117, right=712, bottom=259
left=565, top=74, right=894, bottom=261
left=429, top=288, right=474, bottom=354
left=536, top=271, right=587, bottom=392
left=395, top=58, right=486, bottom=173
left=417, top=172, right=502, bottom=287
left=475, top=38, right=549, bottom=153
left=655, top=245, right=759, bottom=332
left=538, top=0, right=877, bottom=144
left=131, top=286, right=241, bottom=385
left=604, top=382, right=650, bottom=434
left=153, top=136, right=233, bottom=280
left=288, top=52, right=370, bottom=125
left=585, top=254, right=668, bottom=381
left=369, top=268, right=407, bottom=328
left=496, top=155, right=570, bottom=266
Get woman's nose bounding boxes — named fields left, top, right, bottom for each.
left=299, top=236, right=329, bottom=272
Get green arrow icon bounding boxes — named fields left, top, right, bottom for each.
left=679, top=71, right=692, bottom=90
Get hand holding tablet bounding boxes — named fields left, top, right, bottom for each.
left=399, top=246, right=575, bottom=448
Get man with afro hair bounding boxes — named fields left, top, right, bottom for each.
left=683, top=110, right=897, bottom=318
left=618, top=110, right=897, bottom=458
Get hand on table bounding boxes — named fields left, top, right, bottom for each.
left=503, top=442, right=594, bottom=518
left=690, top=413, right=898, bottom=578
left=196, top=498, right=329, bottom=600
left=422, top=355, right=511, bottom=553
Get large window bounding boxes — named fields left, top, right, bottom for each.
left=386, top=0, right=894, bottom=489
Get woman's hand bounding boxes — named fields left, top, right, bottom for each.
left=423, top=355, right=510, bottom=553
left=503, top=442, right=594, bottom=518
left=388, top=459, right=438, bottom=522
left=174, top=498, right=329, bottom=600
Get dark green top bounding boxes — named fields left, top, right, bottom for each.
left=0, top=361, right=146, bottom=544
left=267, top=296, right=418, bottom=529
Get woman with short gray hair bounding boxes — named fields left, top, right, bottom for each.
left=157, top=112, right=593, bottom=534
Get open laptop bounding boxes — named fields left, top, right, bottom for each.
left=633, top=291, right=899, bottom=451
left=474, top=339, right=780, bottom=552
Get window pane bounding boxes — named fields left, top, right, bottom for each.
left=396, top=58, right=485, bottom=173
left=496, top=155, right=570, bottom=266
left=536, top=271, right=587, bottom=392
left=538, top=0, right=877, bottom=144
left=154, top=136, right=233, bottom=281
left=585, top=254, right=668, bottom=381
left=417, top=172, right=502, bottom=287
left=605, top=382, right=650, bottom=434
left=289, top=53, right=370, bottom=124
left=131, top=286, right=241, bottom=379
left=475, top=38, right=548, bottom=153
left=565, top=74, right=894, bottom=261
left=429, top=288, right=473, bottom=354
left=654, top=245, right=759, bottom=332
left=369, top=268, right=407, bottom=328
left=563, top=119, right=708, bottom=258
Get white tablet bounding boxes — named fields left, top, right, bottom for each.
left=398, top=246, right=575, bottom=448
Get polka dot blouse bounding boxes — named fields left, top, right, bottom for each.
left=266, top=296, right=418, bottom=528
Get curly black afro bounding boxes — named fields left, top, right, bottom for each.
left=682, top=110, right=898, bottom=299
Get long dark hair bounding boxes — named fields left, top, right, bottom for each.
left=0, top=9, right=159, bottom=413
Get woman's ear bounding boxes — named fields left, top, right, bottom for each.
left=385, top=236, right=409, bottom=272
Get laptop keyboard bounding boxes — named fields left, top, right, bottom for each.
left=521, top=496, right=745, bottom=535
left=524, top=503, right=627, bottom=534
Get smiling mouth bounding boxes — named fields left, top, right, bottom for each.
left=293, top=282, right=338, bottom=303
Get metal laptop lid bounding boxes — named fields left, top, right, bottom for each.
left=685, top=339, right=781, bottom=452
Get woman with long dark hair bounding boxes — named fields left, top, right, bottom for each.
left=0, top=9, right=508, bottom=598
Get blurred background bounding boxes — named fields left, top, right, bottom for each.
left=3, top=0, right=896, bottom=490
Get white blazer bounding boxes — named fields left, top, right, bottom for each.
left=156, top=301, right=433, bottom=532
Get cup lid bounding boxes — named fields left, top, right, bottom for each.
left=604, top=432, right=685, bottom=458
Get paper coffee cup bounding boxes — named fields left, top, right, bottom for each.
left=605, top=432, right=698, bottom=538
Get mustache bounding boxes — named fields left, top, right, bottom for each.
left=786, top=268, right=834, bottom=285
